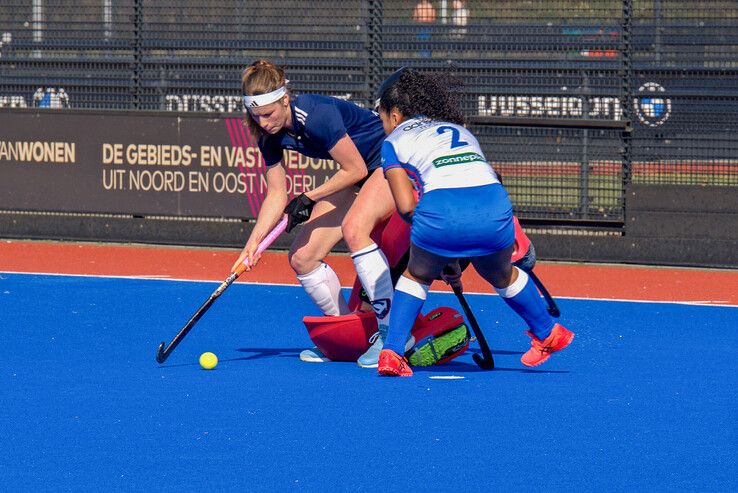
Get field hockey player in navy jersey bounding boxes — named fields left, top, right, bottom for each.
left=231, top=60, right=398, bottom=367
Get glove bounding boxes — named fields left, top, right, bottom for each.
left=284, top=193, right=316, bottom=232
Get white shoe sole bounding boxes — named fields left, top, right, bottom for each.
left=405, top=336, right=415, bottom=351
left=300, top=355, right=330, bottom=363
left=299, top=348, right=330, bottom=363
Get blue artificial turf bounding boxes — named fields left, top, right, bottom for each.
left=1, top=273, right=736, bottom=492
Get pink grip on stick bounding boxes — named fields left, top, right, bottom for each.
left=237, top=215, right=288, bottom=273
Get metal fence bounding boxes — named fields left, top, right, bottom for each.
left=1, top=0, right=737, bottom=225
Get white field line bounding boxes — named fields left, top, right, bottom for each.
left=1, top=270, right=737, bottom=308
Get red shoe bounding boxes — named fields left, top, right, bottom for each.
left=378, top=349, right=413, bottom=377
left=521, top=323, right=574, bottom=367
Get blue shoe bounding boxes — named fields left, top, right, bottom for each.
left=357, top=326, right=416, bottom=368
left=357, top=324, right=387, bottom=368
left=299, top=346, right=330, bottom=363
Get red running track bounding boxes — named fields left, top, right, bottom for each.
left=1, top=239, right=736, bottom=306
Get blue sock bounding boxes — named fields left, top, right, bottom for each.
left=496, top=267, right=555, bottom=340
left=383, top=276, right=429, bottom=354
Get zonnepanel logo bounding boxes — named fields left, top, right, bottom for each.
left=432, top=152, right=486, bottom=168
left=634, top=82, right=671, bottom=127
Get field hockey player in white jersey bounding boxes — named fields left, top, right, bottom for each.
left=373, top=68, right=574, bottom=376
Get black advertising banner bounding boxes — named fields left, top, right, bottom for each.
left=0, top=110, right=336, bottom=218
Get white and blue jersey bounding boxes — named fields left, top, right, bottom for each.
left=381, top=116, right=514, bottom=257
left=259, top=94, right=385, bottom=171
left=382, top=116, right=499, bottom=195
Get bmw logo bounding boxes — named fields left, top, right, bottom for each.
left=634, top=82, right=671, bottom=127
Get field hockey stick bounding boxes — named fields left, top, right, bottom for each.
left=451, top=285, right=495, bottom=370
left=526, top=269, right=560, bottom=317
left=155, top=215, right=288, bottom=364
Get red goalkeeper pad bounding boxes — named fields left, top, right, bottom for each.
left=303, top=306, right=468, bottom=364
left=303, top=310, right=378, bottom=362
left=405, top=306, right=470, bottom=366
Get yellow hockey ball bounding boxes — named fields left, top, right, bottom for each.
left=199, top=352, right=218, bottom=370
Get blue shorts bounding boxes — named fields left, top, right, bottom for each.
left=411, top=184, right=514, bottom=258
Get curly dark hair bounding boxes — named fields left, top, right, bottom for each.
left=378, top=69, right=465, bottom=125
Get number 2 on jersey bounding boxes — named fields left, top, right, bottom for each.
left=437, top=126, right=469, bottom=149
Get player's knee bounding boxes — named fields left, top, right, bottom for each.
left=407, top=264, right=436, bottom=286
left=488, top=266, right=515, bottom=289
left=341, top=216, right=370, bottom=251
left=288, top=247, right=319, bottom=275
left=472, top=259, right=513, bottom=288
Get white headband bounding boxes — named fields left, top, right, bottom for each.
left=243, top=86, right=287, bottom=109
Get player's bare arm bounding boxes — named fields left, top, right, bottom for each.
left=303, top=134, right=368, bottom=202
left=232, top=163, right=288, bottom=271
left=385, top=167, right=416, bottom=224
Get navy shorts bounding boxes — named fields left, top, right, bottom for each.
left=411, top=183, right=514, bottom=258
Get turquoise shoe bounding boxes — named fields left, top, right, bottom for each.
left=357, top=326, right=416, bottom=368
left=357, top=325, right=386, bottom=368
left=299, top=346, right=330, bottom=363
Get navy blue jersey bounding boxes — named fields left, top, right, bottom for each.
left=258, top=94, right=385, bottom=171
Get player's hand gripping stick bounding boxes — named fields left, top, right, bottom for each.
left=155, top=216, right=288, bottom=364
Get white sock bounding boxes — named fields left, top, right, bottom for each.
left=296, top=263, right=350, bottom=316
left=351, top=243, right=393, bottom=325
left=494, top=267, right=529, bottom=298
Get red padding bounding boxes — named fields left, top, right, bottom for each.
left=304, top=310, right=378, bottom=362
left=410, top=306, right=470, bottom=365
left=304, top=306, right=468, bottom=363
left=511, top=215, right=531, bottom=263
left=410, top=306, right=465, bottom=343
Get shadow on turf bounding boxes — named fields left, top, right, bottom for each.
left=408, top=348, right=569, bottom=374
left=227, top=347, right=567, bottom=374
left=233, top=347, right=304, bottom=360
left=153, top=348, right=303, bottom=368
left=412, top=361, right=569, bottom=374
